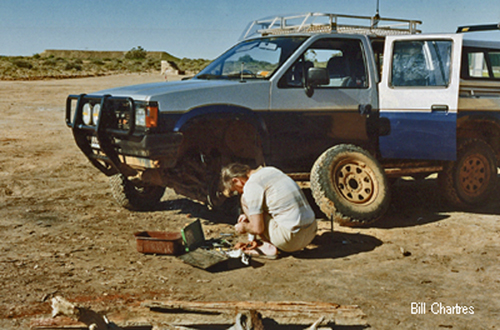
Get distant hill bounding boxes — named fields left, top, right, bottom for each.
left=0, top=48, right=211, bottom=80
left=40, top=49, right=180, bottom=62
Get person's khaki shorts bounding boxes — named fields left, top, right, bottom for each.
left=263, top=217, right=317, bottom=253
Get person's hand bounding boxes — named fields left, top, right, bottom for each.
left=237, top=214, right=248, bottom=224
left=234, top=222, right=246, bottom=234
left=235, top=214, right=249, bottom=234
left=234, top=240, right=258, bottom=251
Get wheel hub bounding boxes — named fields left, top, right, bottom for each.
left=334, top=161, right=376, bottom=204
left=459, top=153, right=490, bottom=197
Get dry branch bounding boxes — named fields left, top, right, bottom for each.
left=144, top=300, right=366, bottom=326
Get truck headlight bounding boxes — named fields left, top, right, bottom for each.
left=135, top=102, right=158, bottom=128
left=92, top=103, right=101, bottom=125
left=82, top=103, right=92, bottom=125
left=135, top=105, right=147, bottom=127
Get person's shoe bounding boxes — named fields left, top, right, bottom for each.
left=244, top=247, right=279, bottom=260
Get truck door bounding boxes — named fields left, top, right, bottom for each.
left=268, top=35, right=378, bottom=172
left=379, top=34, right=462, bottom=161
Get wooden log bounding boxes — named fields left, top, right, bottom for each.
left=146, top=300, right=341, bottom=313
left=144, top=300, right=366, bottom=326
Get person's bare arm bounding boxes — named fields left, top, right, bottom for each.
left=235, top=213, right=265, bottom=235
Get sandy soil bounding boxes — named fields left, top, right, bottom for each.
left=0, top=73, right=499, bottom=329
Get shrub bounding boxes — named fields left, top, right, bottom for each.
left=104, top=62, right=119, bottom=71
left=128, top=61, right=143, bottom=72
left=142, top=58, right=158, bottom=69
left=43, top=58, right=57, bottom=67
left=176, top=57, right=211, bottom=73
left=12, top=59, right=33, bottom=69
left=125, top=46, right=147, bottom=60
left=64, top=62, right=82, bottom=71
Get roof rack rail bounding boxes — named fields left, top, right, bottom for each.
left=457, top=23, right=500, bottom=33
left=240, top=12, right=422, bottom=40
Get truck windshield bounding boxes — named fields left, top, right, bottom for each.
left=196, top=37, right=307, bottom=80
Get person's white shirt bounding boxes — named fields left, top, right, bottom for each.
left=242, top=167, right=315, bottom=233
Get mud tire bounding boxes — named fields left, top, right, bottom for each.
left=438, top=139, right=497, bottom=208
left=310, top=144, right=390, bottom=227
left=109, top=174, right=166, bottom=210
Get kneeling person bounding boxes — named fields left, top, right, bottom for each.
left=221, top=163, right=317, bottom=258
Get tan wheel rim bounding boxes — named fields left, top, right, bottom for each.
left=459, top=153, right=491, bottom=197
left=333, top=158, right=378, bottom=205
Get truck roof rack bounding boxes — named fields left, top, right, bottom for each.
left=240, top=12, right=422, bottom=40
left=457, top=23, right=500, bottom=33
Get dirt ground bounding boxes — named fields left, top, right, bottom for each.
left=0, top=73, right=499, bottom=329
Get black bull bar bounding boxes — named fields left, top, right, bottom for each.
left=65, top=94, right=137, bottom=176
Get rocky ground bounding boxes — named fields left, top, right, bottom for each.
left=0, top=74, right=498, bottom=329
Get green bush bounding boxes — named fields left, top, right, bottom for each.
left=43, top=58, right=57, bottom=67
left=64, top=62, right=82, bottom=71
left=178, top=57, right=211, bottom=73
left=12, top=59, right=33, bottom=69
left=141, top=58, right=158, bottom=70
left=125, top=46, right=147, bottom=60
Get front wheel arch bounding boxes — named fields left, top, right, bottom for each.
left=175, top=104, right=269, bottom=148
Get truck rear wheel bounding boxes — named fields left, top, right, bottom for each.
left=310, top=144, right=390, bottom=227
left=109, top=174, right=166, bottom=210
left=438, top=139, right=497, bottom=208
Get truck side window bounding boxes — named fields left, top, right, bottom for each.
left=468, top=52, right=489, bottom=78
left=492, top=52, right=500, bottom=78
left=391, top=40, right=452, bottom=87
left=279, top=38, right=367, bottom=88
left=464, top=50, right=500, bottom=80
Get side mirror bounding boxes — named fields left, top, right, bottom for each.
left=305, top=67, right=329, bottom=97
left=308, top=67, right=329, bottom=86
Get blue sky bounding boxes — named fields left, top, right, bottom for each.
left=1, top=0, right=500, bottom=59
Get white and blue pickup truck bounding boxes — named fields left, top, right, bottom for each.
left=66, top=13, right=500, bottom=226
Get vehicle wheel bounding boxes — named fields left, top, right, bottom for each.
left=310, top=144, right=390, bottom=227
left=210, top=194, right=241, bottom=218
left=109, top=174, right=166, bottom=210
left=438, top=139, right=497, bottom=208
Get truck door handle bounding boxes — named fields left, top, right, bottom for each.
left=431, top=104, right=449, bottom=111
left=358, top=104, right=372, bottom=115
